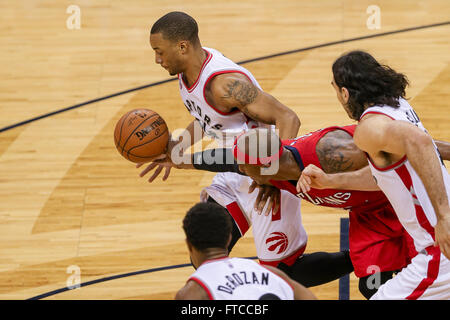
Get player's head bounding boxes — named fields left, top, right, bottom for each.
left=331, top=50, right=409, bottom=120
left=232, top=128, right=283, bottom=183
left=182, top=202, right=232, bottom=268
left=150, top=12, right=201, bottom=75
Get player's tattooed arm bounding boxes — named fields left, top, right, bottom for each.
left=207, top=73, right=300, bottom=140
left=221, top=79, right=259, bottom=108
left=316, top=143, right=353, bottom=174
left=297, top=129, right=380, bottom=192
left=315, top=130, right=368, bottom=174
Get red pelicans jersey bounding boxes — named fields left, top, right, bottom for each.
left=270, top=125, right=389, bottom=212
left=360, top=98, right=450, bottom=300
left=188, top=257, right=294, bottom=300
left=269, top=125, right=416, bottom=277
left=178, top=47, right=269, bottom=147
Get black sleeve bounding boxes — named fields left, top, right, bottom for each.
left=277, top=250, right=354, bottom=287
left=191, top=148, right=245, bottom=175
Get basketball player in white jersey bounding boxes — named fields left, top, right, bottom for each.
left=139, top=11, right=352, bottom=282
left=300, top=50, right=450, bottom=299
left=175, top=201, right=316, bottom=300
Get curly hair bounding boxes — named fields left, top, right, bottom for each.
left=182, top=202, right=232, bottom=251
left=332, top=50, right=409, bottom=120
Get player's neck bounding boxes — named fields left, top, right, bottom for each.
left=198, top=248, right=229, bottom=266
left=182, top=46, right=207, bottom=87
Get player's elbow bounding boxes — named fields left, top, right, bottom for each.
left=291, top=112, right=301, bottom=129
left=277, top=109, right=301, bottom=132
left=408, top=129, right=433, bottom=147
left=404, top=129, right=434, bottom=155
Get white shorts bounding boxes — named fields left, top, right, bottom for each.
left=371, top=246, right=450, bottom=300
left=203, top=172, right=307, bottom=266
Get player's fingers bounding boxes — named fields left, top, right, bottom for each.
left=272, top=191, right=281, bottom=215
left=136, top=163, right=144, bottom=168
left=296, top=177, right=310, bottom=193
left=162, top=166, right=171, bottom=181
left=302, top=174, right=312, bottom=185
left=296, top=179, right=302, bottom=193
left=248, top=181, right=258, bottom=194
left=264, top=196, right=274, bottom=216
left=139, top=162, right=158, bottom=177
left=254, top=186, right=264, bottom=214
left=258, top=188, right=270, bottom=213
left=148, top=165, right=163, bottom=183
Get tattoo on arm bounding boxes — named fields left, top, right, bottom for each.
left=316, top=138, right=355, bottom=174
left=222, top=80, right=259, bottom=108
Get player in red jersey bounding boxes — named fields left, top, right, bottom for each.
left=162, top=125, right=450, bottom=298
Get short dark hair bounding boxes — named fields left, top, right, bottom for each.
left=182, top=202, right=232, bottom=251
left=151, top=11, right=199, bottom=43
left=332, top=50, right=409, bottom=120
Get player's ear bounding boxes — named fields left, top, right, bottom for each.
left=341, top=87, right=350, bottom=104
left=179, top=40, right=188, bottom=54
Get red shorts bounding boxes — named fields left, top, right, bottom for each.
left=349, top=203, right=417, bottom=277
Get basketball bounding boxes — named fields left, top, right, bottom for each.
left=114, top=109, right=169, bottom=163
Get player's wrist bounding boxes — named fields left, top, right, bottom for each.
left=321, top=173, right=340, bottom=189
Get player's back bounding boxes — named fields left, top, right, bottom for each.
left=188, top=257, right=294, bottom=300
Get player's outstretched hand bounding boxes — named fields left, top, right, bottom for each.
left=296, top=164, right=331, bottom=193
left=434, top=213, right=450, bottom=260
left=136, top=155, right=174, bottom=183
left=136, top=135, right=185, bottom=183
left=249, top=180, right=281, bottom=216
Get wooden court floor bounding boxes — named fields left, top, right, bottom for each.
left=0, top=1, right=449, bottom=300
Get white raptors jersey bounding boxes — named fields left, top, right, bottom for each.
left=178, top=47, right=269, bottom=147
left=205, top=172, right=307, bottom=266
left=179, top=46, right=306, bottom=266
left=188, top=257, right=294, bottom=300
left=360, top=98, right=450, bottom=253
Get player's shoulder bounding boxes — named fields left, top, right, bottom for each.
left=354, top=113, right=393, bottom=150
left=175, top=279, right=211, bottom=300
left=207, top=71, right=254, bottom=93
